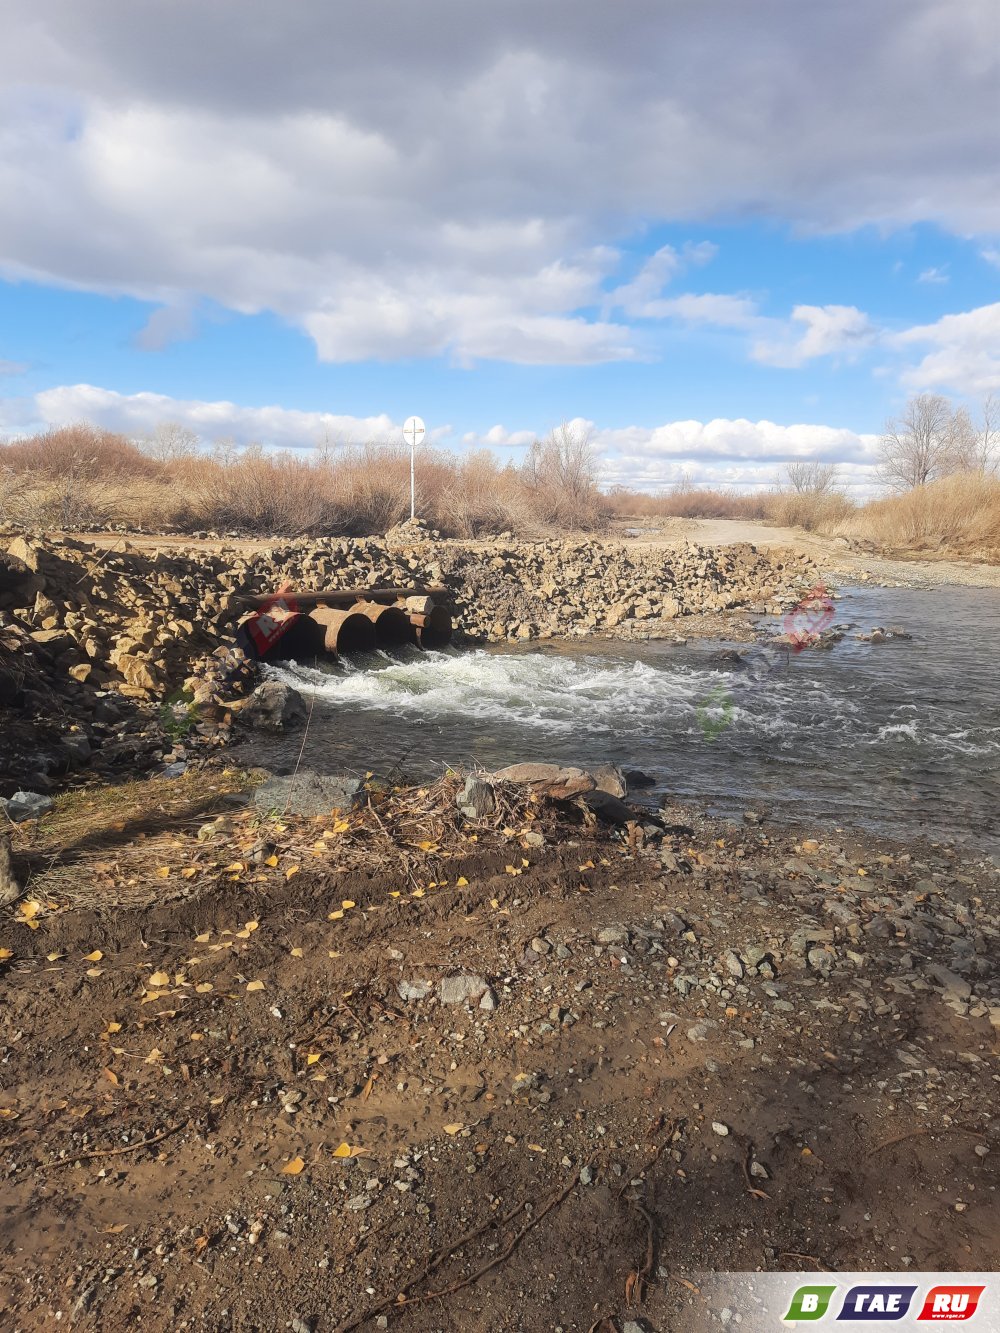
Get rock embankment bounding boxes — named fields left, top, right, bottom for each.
left=2, top=530, right=816, bottom=696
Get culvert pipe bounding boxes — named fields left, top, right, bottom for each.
left=248, top=610, right=325, bottom=663
left=352, top=600, right=419, bottom=649
left=308, top=606, right=377, bottom=657
left=407, top=605, right=453, bottom=649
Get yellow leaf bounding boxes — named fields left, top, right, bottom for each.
left=389, top=891, right=401, bottom=898
left=281, top=1155, right=306, bottom=1176
left=102, top=1067, right=119, bottom=1086
left=46, top=952, right=64, bottom=962
left=194, top=932, right=211, bottom=943
left=181, top=867, right=198, bottom=879
left=265, top=854, right=279, bottom=868
left=456, top=876, right=469, bottom=887
left=526, top=1143, right=546, bottom=1153
left=155, top=866, right=171, bottom=879
left=443, top=1122, right=464, bottom=1135
left=0, top=1108, right=19, bottom=1120
left=332, top=1142, right=353, bottom=1158
left=149, top=971, right=170, bottom=987
left=106, top=1022, right=122, bottom=1034
left=285, top=866, right=300, bottom=880
left=19, top=900, right=41, bottom=919
left=306, top=1053, right=321, bottom=1065
left=235, top=928, right=251, bottom=939
left=417, top=840, right=438, bottom=852
left=223, top=862, right=245, bottom=874
left=341, top=900, right=355, bottom=910
left=328, top=950, right=341, bottom=958
left=244, top=920, right=259, bottom=932
left=141, top=990, right=168, bottom=1004
left=103, top=1224, right=126, bottom=1234
left=84, top=950, right=103, bottom=962
left=0, top=948, right=13, bottom=960
left=245, top=979, right=265, bottom=992
left=144, top=1048, right=163, bottom=1064
left=328, top=909, right=344, bottom=920
left=195, top=982, right=213, bottom=994
left=410, top=889, right=425, bottom=899
left=290, top=947, right=304, bottom=958
left=86, top=968, right=103, bottom=978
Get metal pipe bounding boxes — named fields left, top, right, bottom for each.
left=308, top=606, right=377, bottom=657
left=239, top=585, right=447, bottom=609
left=249, top=610, right=326, bottom=663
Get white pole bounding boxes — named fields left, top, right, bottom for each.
left=410, top=434, right=415, bottom=520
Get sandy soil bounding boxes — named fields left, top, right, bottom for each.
left=1, top=771, right=997, bottom=1332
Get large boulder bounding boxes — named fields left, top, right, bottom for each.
left=253, top=770, right=361, bottom=817
left=241, top=679, right=306, bottom=732
left=492, top=762, right=597, bottom=800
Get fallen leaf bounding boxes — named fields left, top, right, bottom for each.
left=103, top=1223, right=126, bottom=1234
left=194, top=931, right=211, bottom=943
left=285, top=866, right=300, bottom=880
left=526, top=1143, right=546, bottom=1153
left=181, top=867, right=198, bottom=880
left=410, top=889, right=425, bottom=899
left=195, top=982, right=213, bottom=994
left=149, top=971, right=170, bottom=987
left=289, top=947, right=304, bottom=958
left=456, top=876, right=469, bottom=887
left=86, top=967, right=104, bottom=978
left=246, top=979, right=265, bottom=992
left=417, top=840, right=438, bottom=852
left=443, top=1123, right=464, bottom=1135
left=144, top=1048, right=163, bottom=1064
left=281, top=1155, right=306, bottom=1176
left=102, top=1067, right=119, bottom=1085
left=332, top=1142, right=371, bottom=1159
left=0, top=948, right=13, bottom=960
left=106, top=1022, right=122, bottom=1034
left=223, top=862, right=245, bottom=874
left=46, top=952, right=64, bottom=962
left=341, top=900, right=356, bottom=910
left=155, top=866, right=171, bottom=879
left=83, top=950, right=103, bottom=962
left=244, top=920, right=259, bottom=932
left=306, top=1053, right=321, bottom=1065
left=265, top=854, right=279, bottom=868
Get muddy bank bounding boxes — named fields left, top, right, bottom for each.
left=0, top=765, right=997, bottom=1331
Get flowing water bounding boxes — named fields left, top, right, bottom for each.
left=256, top=584, right=1000, bottom=852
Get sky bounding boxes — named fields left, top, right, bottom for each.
left=1, top=0, right=999, bottom=495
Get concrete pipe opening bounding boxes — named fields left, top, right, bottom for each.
left=411, top=605, right=453, bottom=649
left=354, top=601, right=418, bottom=649
left=308, top=607, right=377, bottom=657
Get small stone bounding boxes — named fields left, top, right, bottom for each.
left=596, top=925, right=629, bottom=946
left=397, top=980, right=432, bottom=1002
left=3, top=791, right=54, bottom=823
left=579, top=1165, right=594, bottom=1185
left=438, top=974, right=490, bottom=1006
left=711, top=1121, right=729, bottom=1137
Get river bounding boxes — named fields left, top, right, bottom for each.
left=256, top=584, right=1000, bottom=853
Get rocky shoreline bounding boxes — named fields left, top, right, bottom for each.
left=0, top=529, right=818, bottom=796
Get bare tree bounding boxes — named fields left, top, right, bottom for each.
left=785, top=460, right=840, bottom=496
left=878, top=394, right=956, bottom=490
left=976, top=393, right=998, bottom=473
left=141, top=420, right=199, bottom=463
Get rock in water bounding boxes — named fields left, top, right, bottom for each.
left=0, top=834, right=21, bottom=907
left=241, top=679, right=306, bottom=731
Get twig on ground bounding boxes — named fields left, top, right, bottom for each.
left=45, top=1120, right=185, bottom=1168
left=868, top=1124, right=987, bottom=1156
left=741, top=1141, right=770, bottom=1200
left=777, top=1251, right=831, bottom=1270
left=338, top=1172, right=580, bottom=1332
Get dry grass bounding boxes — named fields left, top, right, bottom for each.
left=0, top=426, right=607, bottom=537
left=833, top=472, right=1000, bottom=557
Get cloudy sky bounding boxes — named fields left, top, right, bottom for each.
left=1, top=0, right=998, bottom=493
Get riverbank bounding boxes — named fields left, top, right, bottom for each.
left=0, top=763, right=997, bottom=1330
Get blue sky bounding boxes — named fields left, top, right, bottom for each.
left=1, top=1, right=998, bottom=494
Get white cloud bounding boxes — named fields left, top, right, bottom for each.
left=0, top=359, right=28, bottom=376
left=0, top=1, right=997, bottom=362
left=894, top=302, right=1000, bottom=393
left=981, top=248, right=1000, bottom=270
left=917, top=265, right=949, bottom=284
left=10, top=385, right=402, bottom=449
left=753, top=305, right=875, bottom=368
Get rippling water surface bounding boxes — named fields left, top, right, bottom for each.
left=257, top=584, right=1000, bottom=850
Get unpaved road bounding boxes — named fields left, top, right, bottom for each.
left=614, top=517, right=1000, bottom=590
